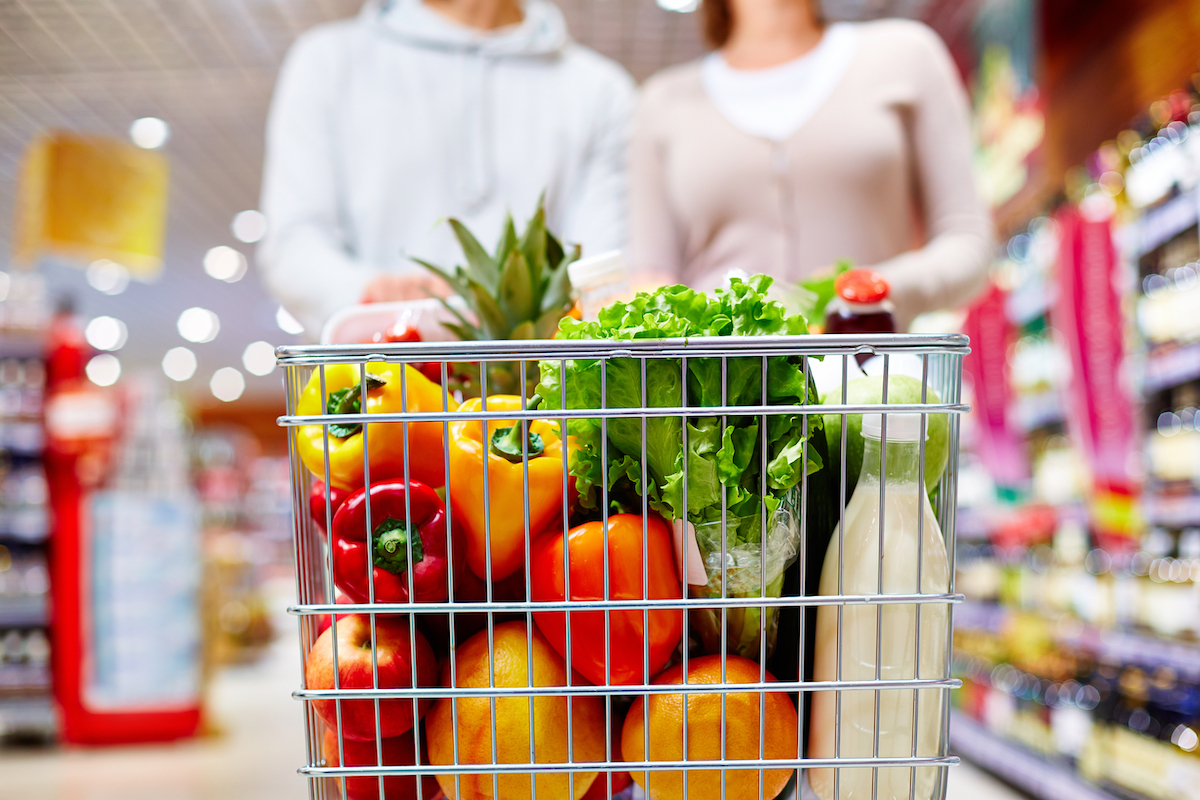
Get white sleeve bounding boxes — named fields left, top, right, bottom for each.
left=870, top=23, right=993, bottom=331
left=559, top=63, right=636, bottom=257
left=257, top=29, right=377, bottom=338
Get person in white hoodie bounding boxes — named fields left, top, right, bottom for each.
left=259, top=0, right=635, bottom=336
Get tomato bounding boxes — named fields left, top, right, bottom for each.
left=530, top=514, right=682, bottom=687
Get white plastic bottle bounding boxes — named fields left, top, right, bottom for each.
left=568, top=251, right=633, bottom=322
left=809, top=413, right=949, bottom=800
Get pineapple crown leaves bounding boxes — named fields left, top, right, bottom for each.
left=414, top=195, right=578, bottom=341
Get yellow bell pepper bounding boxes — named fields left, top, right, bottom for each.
left=448, top=395, right=565, bottom=582
left=296, top=362, right=455, bottom=491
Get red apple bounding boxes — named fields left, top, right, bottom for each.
left=316, top=591, right=355, bottom=637
left=306, top=614, right=438, bottom=740
left=323, top=726, right=440, bottom=800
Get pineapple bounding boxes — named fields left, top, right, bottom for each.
left=414, top=196, right=578, bottom=397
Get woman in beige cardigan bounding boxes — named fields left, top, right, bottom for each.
left=630, top=0, right=992, bottom=330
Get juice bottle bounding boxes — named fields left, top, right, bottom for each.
left=825, top=271, right=896, bottom=367
left=808, top=413, right=949, bottom=800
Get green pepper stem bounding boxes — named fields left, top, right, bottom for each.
left=489, top=422, right=545, bottom=463
left=372, top=517, right=424, bottom=575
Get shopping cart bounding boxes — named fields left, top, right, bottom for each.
left=278, top=333, right=969, bottom=800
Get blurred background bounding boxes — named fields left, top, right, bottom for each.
left=1, top=1, right=1200, bottom=799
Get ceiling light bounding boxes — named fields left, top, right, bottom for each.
left=656, top=0, right=698, bottom=12
left=162, top=347, right=197, bottom=382
left=86, top=354, right=121, bottom=387
left=242, top=341, right=276, bottom=376
left=86, top=259, right=130, bottom=295
left=0, top=272, right=9, bottom=303
left=276, top=306, right=304, bottom=335
left=177, top=307, right=220, bottom=343
left=232, top=210, right=267, bottom=244
left=210, top=367, right=245, bottom=402
left=85, top=316, right=128, bottom=351
left=129, top=117, right=170, bottom=149
left=203, top=246, right=247, bottom=282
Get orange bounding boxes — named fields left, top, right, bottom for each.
left=621, top=655, right=799, bottom=800
left=426, top=621, right=607, bottom=800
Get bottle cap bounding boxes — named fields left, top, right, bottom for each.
left=861, top=413, right=928, bottom=442
left=835, top=269, right=890, bottom=304
left=568, top=251, right=627, bottom=287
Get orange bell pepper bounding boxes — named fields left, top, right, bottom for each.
left=447, top=395, right=565, bottom=582
left=296, top=362, right=454, bottom=491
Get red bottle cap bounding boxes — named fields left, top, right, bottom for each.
left=835, top=269, right=890, bottom=304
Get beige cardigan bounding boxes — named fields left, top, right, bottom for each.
left=630, top=19, right=993, bottom=329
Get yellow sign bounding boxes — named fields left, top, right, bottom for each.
left=12, top=131, right=169, bottom=279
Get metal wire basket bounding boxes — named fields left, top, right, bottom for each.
left=278, top=333, right=968, bottom=800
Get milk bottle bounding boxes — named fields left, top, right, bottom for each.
left=808, top=413, right=949, bottom=800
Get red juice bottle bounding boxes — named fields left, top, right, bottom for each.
left=824, top=270, right=896, bottom=365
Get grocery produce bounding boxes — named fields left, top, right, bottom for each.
left=415, top=196, right=578, bottom=396
left=621, top=654, right=798, bottom=800
left=322, top=726, right=441, bottom=800
left=310, top=479, right=350, bottom=537
left=447, top=395, right=566, bottom=582
left=530, top=514, right=682, bottom=686
left=425, top=621, right=606, bottom=800
left=536, top=275, right=823, bottom=658
left=296, top=362, right=454, bottom=491
left=821, top=374, right=948, bottom=497
left=376, top=323, right=443, bottom=383
left=580, top=712, right=633, bottom=800
left=315, top=591, right=353, bottom=636
left=305, top=615, right=438, bottom=740
left=331, top=479, right=462, bottom=604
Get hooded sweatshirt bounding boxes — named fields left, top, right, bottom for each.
left=259, top=0, right=635, bottom=335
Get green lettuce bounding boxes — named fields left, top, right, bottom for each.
left=534, top=275, right=823, bottom=657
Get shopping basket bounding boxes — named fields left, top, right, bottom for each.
left=277, top=333, right=969, bottom=800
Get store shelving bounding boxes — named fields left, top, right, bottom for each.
left=950, top=711, right=1121, bottom=800
left=1143, top=341, right=1200, bottom=394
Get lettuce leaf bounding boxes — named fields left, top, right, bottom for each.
left=535, top=275, right=822, bottom=544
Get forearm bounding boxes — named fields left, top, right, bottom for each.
left=871, top=225, right=992, bottom=331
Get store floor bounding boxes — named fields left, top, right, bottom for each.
left=0, top=632, right=1030, bottom=800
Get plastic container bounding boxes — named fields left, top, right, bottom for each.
left=567, top=251, right=632, bottom=322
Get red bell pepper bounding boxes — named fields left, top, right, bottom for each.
left=332, top=479, right=461, bottom=603
left=310, top=479, right=351, bottom=538
left=530, top=514, right=683, bottom=687
left=381, top=324, right=443, bottom=384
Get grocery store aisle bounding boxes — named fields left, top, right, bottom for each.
left=0, top=617, right=1029, bottom=800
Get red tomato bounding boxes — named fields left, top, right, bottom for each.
left=530, top=514, right=682, bottom=687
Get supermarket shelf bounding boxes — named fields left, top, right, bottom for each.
left=1132, top=190, right=1199, bottom=258
left=1144, top=492, right=1200, bottom=527
left=955, top=601, right=1200, bottom=677
left=949, top=711, right=1119, bottom=800
left=1143, top=341, right=1200, bottom=393
left=0, top=598, right=47, bottom=628
left=1014, top=390, right=1063, bottom=432
left=0, top=695, right=56, bottom=739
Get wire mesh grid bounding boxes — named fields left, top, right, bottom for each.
left=277, top=333, right=968, bottom=800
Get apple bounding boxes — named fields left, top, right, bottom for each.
left=315, top=591, right=355, bottom=636
left=322, top=726, right=441, bottom=800
left=306, top=614, right=438, bottom=740
left=821, top=375, right=948, bottom=499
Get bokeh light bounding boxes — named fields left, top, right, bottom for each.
left=85, top=316, right=128, bottom=351
left=162, top=347, right=198, bottom=382
left=210, top=367, right=245, bottom=402
left=177, top=307, right=220, bottom=343
left=86, top=354, right=121, bottom=387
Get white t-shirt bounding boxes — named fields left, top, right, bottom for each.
left=700, top=23, right=859, bottom=142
